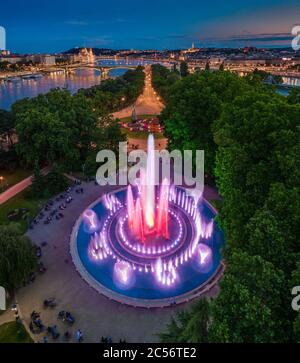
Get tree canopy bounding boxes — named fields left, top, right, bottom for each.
left=152, top=65, right=300, bottom=343
left=0, top=224, right=37, bottom=290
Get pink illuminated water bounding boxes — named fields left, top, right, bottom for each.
left=126, top=134, right=169, bottom=241
left=85, top=134, right=218, bottom=290
left=113, top=261, right=134, bottom=288
left=145, top=134, right=155, bottom=229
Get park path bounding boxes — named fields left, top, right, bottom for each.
left=0, top=167, right=50, bottom=205
left=113, top=65, right=164, bottom=119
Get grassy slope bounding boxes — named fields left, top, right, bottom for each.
left=0, top=168, right=32, bottom=191
left=0, top=190, right=46, bottom=232
left=0, top=322, right=33, bottom=343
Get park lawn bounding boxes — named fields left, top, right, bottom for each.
left=0, top=190, right=46, bottom=233
left=122, top=129, right=166, bottom=139
left=0, top=168, right=32, bottom=191
left=0, top=322, right=33, bottom=343
left=118, top=114, right=166, bottom=140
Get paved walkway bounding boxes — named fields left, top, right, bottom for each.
left=113, top=66, right=164, bottom=119
left=0, top=308, right=14, bottom=326
left=0, top=167, right=50, bottom=205
left=15, top=181, right=220, bottom=343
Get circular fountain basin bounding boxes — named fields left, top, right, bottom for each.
left=70, top=188, right=225, bottom=307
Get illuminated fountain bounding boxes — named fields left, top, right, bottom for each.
left=71, top=134, right=224, bottom=306
left=127, top=135, right=169, bottom=241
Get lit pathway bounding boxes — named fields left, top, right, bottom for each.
left=113, top=65, right=164, bottom=119
left=15, top=181, right=220, bottom=343
left=0, top=167, right=50, bottom=205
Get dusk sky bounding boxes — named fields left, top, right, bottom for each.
left=1, top=0, right=300, bottom=53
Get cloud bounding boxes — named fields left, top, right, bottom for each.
left=228, top=33, right=293, bottom=43
left=194, top=32, right=294, bottom=48
left=64, top=18, right=131, bottom=27
left=82, top=35, right=114, bottom=47
left=95, top=18, right=130, bottom=25
left=65, top=20, right=89, bottom=26
left=191, top=3, right=300, bottom=48
left=114, top=18, right=130, bottom=23
left=165, top=34, right=190, bottom=39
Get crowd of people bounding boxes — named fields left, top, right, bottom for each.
left=28, top=179, right=87, bottom=229
left=21, top=177, right=127, bottom=343
left=28, top=305, right=83, bottom=342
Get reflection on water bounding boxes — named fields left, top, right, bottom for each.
left=96, top=59, right=156, bottom=67
left=277, top=88, right=290, bottom=96
left=0, top=68, right=103, bottom=110
left=0, top=58, right=165, bottom=110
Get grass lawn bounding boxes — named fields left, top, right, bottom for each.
left=122, top=129, right=166, bottom=139
left=0, top=168, right=32, bottom=192
left=0, top=321, right=33, bottom=343
left=0, top=190, right=47, bottom=233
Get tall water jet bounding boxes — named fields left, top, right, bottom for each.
left=113, top=261, right=134, bottom=289
left=135, top=197, right=145, bottom=242
left=82, top=209, right=100, bottom=234
left=126, top=134, right=171, bottom=241
left=127, top=185, right=134, bottom=229
left=144, top=134, right=155, bottom=230
left=157, top=178, right=170, bottom=239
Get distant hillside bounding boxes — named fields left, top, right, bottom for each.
left=63, top=47, right=118, bottom=56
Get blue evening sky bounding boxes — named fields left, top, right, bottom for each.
left=0, top=0, right=300, bottom=53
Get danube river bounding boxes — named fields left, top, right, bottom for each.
left=0, top=58, right=299, bottom=109
left=0, top=58, right=158, bottom=110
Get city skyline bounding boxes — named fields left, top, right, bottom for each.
left=1, top=0, right=300, bottom=53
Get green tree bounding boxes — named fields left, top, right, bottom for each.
left=244, top=207, right=292, bottom=272
left=293, top=313, right=300, bottom=342
left=209, top=251, right=288, bottom=342
left=290, top=263, right=300, bottom=342
left=287, top=88, right=300, bottom=104
left=15, top=106, right=71, bottom=167
left=214, top=90, right=300, bottom=246
left=151, top=64, right=180, bottom=102
left=156, top=65, right=300, bottom=343
left=160, top=299, right=210, bottom=343
left=0, top=109, right=15, bottom=149
left=180, top=61, right=189, bottom=77
left=162, top=71, right=250, bottom=175
left=0, top=224, right=37, bottom=290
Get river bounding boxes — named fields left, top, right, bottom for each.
left=0, top=58, right=159, bottom=110
left=1, top=59, right=298, bottom=109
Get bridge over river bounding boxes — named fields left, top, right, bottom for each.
left=40, top=63, right=139, bottom=78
